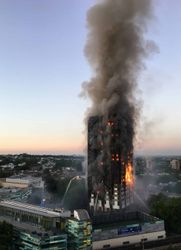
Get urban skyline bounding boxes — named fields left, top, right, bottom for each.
left=0, top=0, right=181, bottom=155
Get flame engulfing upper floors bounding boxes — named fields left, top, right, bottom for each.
left=88, top=115, right=134, bottom=213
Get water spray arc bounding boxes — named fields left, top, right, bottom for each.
left=61, top=176, right=82, bottom=208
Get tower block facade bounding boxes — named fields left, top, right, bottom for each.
left=88, top=116, right=134, bottom=213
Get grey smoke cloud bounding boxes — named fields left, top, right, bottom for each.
left=82, top=0, right=157, bottom=144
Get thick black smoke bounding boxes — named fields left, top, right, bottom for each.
left=81, top=0, right=157, bottom=209
left=82, top=0, right=156, bottom=144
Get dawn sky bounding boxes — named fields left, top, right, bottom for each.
left=0, top=0, right=181, bottom=155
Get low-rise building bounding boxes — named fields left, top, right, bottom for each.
left=0, top=200, right=68, bottom=231
left=0, top=200, right=70, bottom=249
left=0, top=178, right=30, bottom=189
left=92, top=211, right=166, bottom=250
left=6, top=188, right=32, bottom=202
left=0, top=200, right=92, bottom=249
left=0, top=176, right=44, bottom=189
left=16, top=231, right=67, bottom=250
left=0, top=163, right=15, bottom=170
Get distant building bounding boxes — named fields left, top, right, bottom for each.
left=0, top=176, right=44, bottom=189
left=146, top=159, right=153, bottom=171
left=0, top=178, right=29, bottom=189
left=17, top=162, right=26, bottom=167
left=0, top=163, right=14, bottom=170
left=135, top=157, right=146, bottom=175
left=170, top=160, right=180, bottom=170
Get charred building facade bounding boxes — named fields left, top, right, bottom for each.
left=88, top=115, right=134, bottom=213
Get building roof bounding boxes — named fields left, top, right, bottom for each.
left=74, top=209, right=90, bottom=221
left=5, top=178, right=29, bottom=184
left=0, top=200, right=62, bottom=218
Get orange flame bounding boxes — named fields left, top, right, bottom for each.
left=107, top=120, right=114, bottom=126
left=125, top=162, right=134, bottom=187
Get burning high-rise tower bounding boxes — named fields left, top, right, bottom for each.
left=81, top=0, right=157, bottom=213
left=88, top=115, right=134, bottom=212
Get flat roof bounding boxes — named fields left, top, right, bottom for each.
left=0, top=200, right=62, bottom=218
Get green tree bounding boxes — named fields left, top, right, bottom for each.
left=148, top=194, right=181, bottom=234
left=0, top=221, right=14, bottom=249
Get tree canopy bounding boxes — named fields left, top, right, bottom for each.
left=0, top=221, right=14, bottom=250
left=148, top=193, right=181, bottom=234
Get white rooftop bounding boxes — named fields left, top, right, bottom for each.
left=74, top=209, right=90, bottom=221
left=0, top=200, right=62, bottom=218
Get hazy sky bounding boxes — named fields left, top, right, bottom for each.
left=0, top=0, right=180, bottom=155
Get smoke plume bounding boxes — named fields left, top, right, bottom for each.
left=82, top=0, right=156, bottom=143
